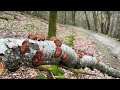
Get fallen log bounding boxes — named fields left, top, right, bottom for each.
left=0, top=38, right=120, bottom=78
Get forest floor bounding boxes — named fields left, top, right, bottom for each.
left=0, top=11, right=120, bottom=79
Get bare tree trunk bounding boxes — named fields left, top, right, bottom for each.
left=92, top=11, right=98, bottom=32
left=0, top=38, right=120, bottom=78
left=72, top=11, right=76, bottom=25
left=84, top=11, right=91, bottom=30
left=108, top=15, right=114, bottom=36
left=64, top=11, right=66, bottom=24
left=114, top=12, right=120, bottom=40
left=111, top=12, right=119, bottom=37
left=107, top=12, right=119, bottom=37
left=96, top=11, right=101, bottom=33
left=100, top=11, right=104, bottom=33
left=104, top=11, right=109, bottom=34
left=106, top=11, right=111, bottom=35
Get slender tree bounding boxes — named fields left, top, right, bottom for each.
left=100, top=11, right=104, bottom=33
left=92, top=11, right=98, bottom=32
left=64, top=11, right=67, bottom=24
left=105, top=11, right=111, bottom=35
left=111, top=12, right=119, bottom=37
left=84, top=11, right=91, bottom=30
left=72, top=11, right=76, bottom=25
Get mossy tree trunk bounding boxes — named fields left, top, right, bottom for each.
left=47, top=11, right=57, bottom=39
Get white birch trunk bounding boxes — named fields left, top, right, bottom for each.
left=0, top=38, right=120, bottom=78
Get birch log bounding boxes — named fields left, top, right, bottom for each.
left=0, top=38, right=120, bottom=78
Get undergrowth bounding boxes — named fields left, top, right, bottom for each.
left=66, top=34, right=75, bottom=47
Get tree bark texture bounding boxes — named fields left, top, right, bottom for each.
left=0, top=38, right=120, bottom=78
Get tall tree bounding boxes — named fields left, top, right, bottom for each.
left=111, top=12, right=119, bottom=37
left=105, top=11, right=111, bottom=35
left=72, top=11, right=76, bottom=25
left=114, top=12, right=120, bottom=40
left=108, top=12, right=114, bottom=36
left=103, top=11, right=108, bottom=34
left=92, top=11, right=98, bottom=32
left=107, top=11, right=119, bottom=37
left=64, top=11, right=67, bottom=24
left=47, top=11, right=57, bottom=39
left=100, top=11, right=104, bottom=33
left=84, top=11, right=91, bottom=30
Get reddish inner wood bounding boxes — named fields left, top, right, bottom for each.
left=54, top=39, right=62, bottom=47
left=54, top=47, right=62, bottom=58
left=50, top=36, right=58, bottom=41
left=61, top=52, right=68, bottom=60
left=32, top=50, right=44, bottom=67
left=19, top=40, right=29, bottom=54
left=0, top=60, right=5, bottom=75
left=28, top=34, right=36, bottom=40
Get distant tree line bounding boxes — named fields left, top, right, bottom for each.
left=22, top=11, right=120, bottom=41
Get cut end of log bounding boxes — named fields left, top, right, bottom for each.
left=50, top=36, right=58, bottom=41
left=28, top=32, right=46, bottom=41
left=75, top=50, right=84, bottom=58
left=54, top=39, right=62, bottom=47
left=35, top=32, right=46, bottom=41
left=32, top=50, right=44, bottom=67
left=84, top=52, right=93, bottom=57
left=19, top=40, right=29, bottom=54
left=50, top=36, right=62, bottom=47
left=22, top=40, right=29, bottom=47
left=0, top=60, right=6, bottom=76
left=54, top=47, right=62, bottom=58
left=61, top=52, right=68, bottom=60
left=28, top=34, right=36, bottom=40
